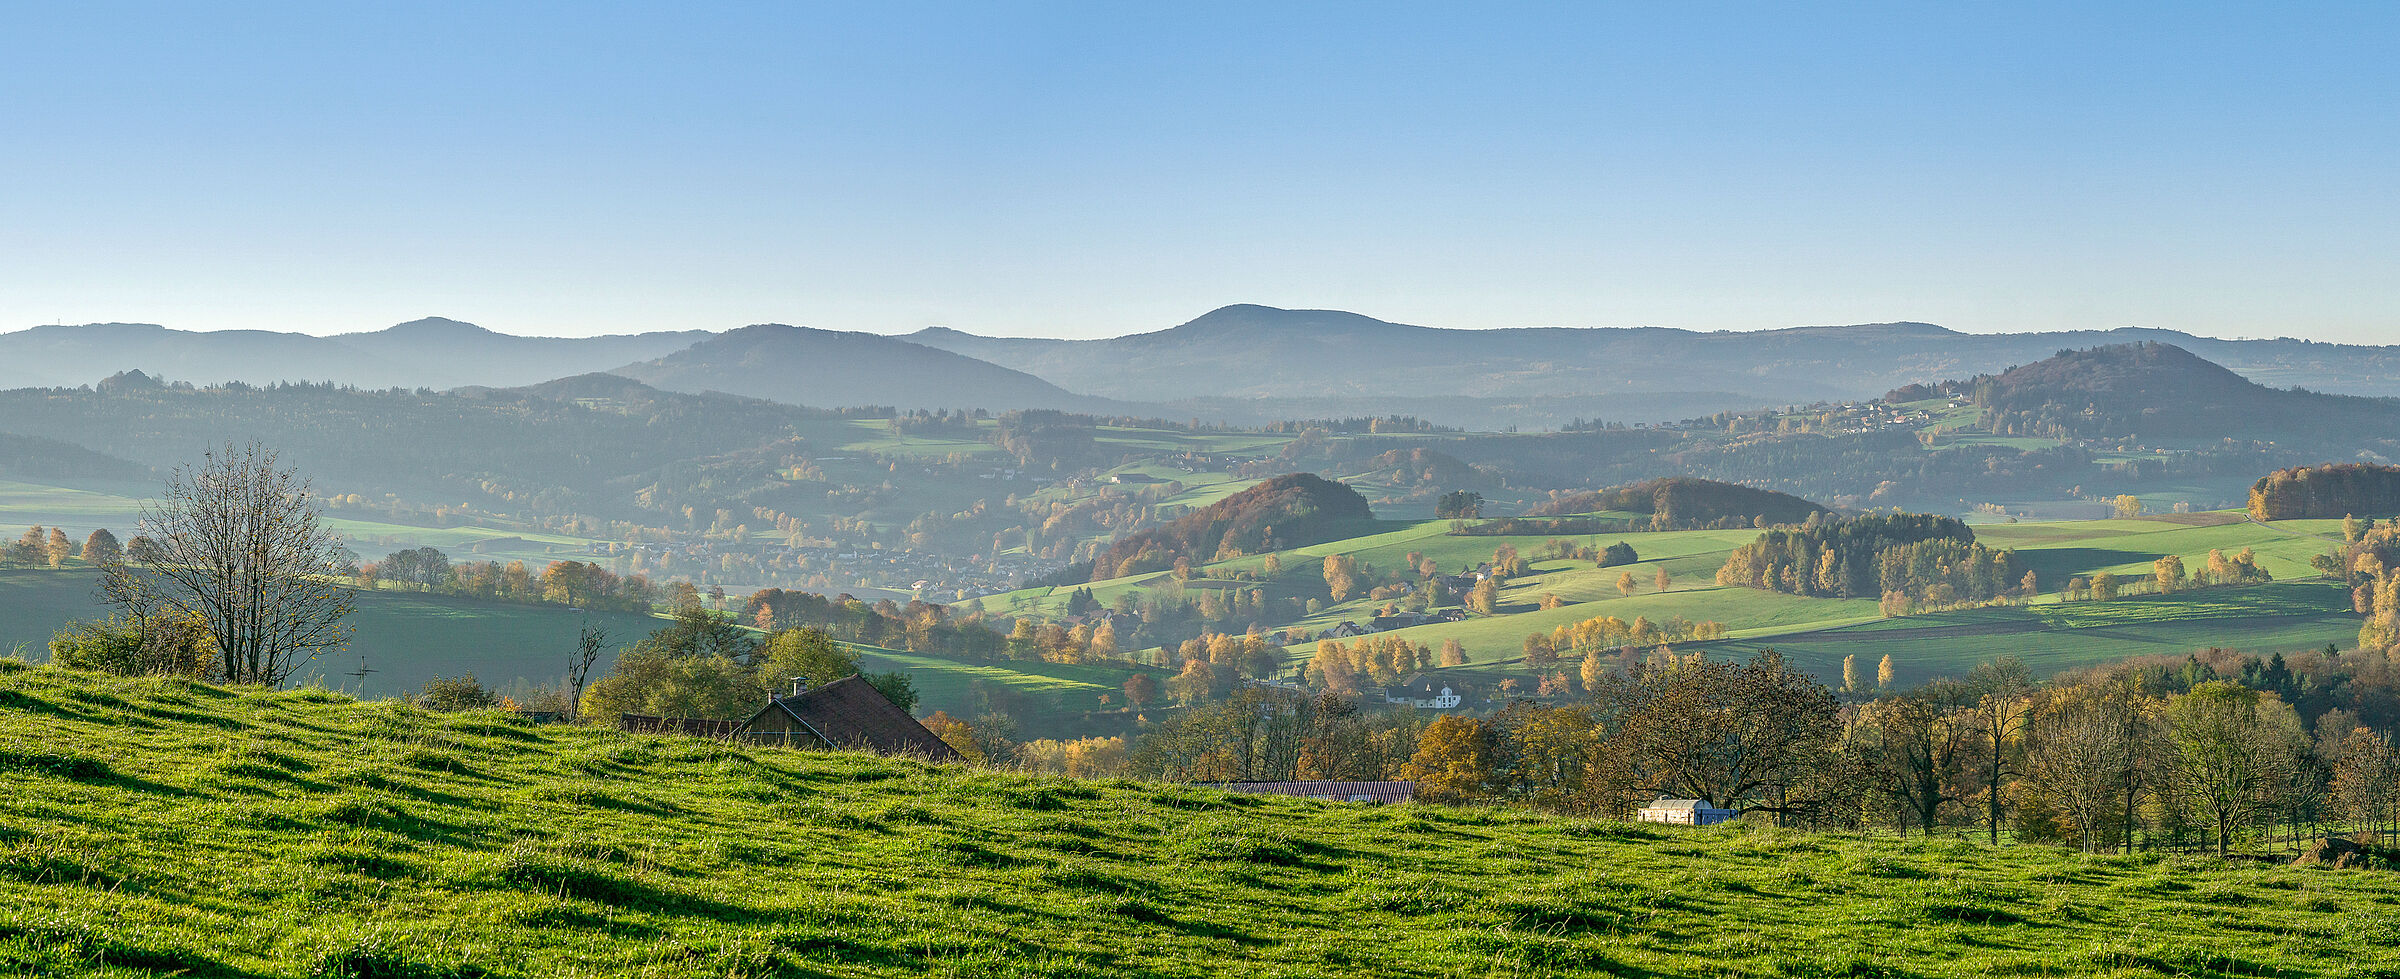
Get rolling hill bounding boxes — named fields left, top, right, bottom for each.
left=1089, top=473, right=1375, bottom=582
left=3, top=664, right=2393, bottom=978
left=1957, top=341, right=2400, bottom=444
left=611, top=324, right=1123, bottom=413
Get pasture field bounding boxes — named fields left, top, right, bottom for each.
left=0, top=478, right=150, bottom=530
left=847, top=642, right=1150, bottom=715
left=1092, top=511, right=2369, bottom=686
left=0, top=567, right=663, bottom=699
left=4, top=665, right=2397, bottom=978
left=1687, top=580, right=2362, bottom=686
left=0, top=479, right=608, bottom=571
left=0, top=569, right=1134, bottom=724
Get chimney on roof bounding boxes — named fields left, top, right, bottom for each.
left=790, top=676, right=810, bottom=698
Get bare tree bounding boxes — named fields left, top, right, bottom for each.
left=2021, top=681, right=2144, bottom=853
left=1963, top=657, right=2033, bottom=844
left=568, top=624, right=609, bottom=720
left=1856, top=681, right=1974, bottom=836
left=99, top=443, right=355, bottom=686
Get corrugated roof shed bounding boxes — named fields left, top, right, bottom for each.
left=741, top=675, right=961, bottom=761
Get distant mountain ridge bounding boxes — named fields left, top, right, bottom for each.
left=907, top=304, right=2400, bottom=419
left=0, top=318, right=706, bottom=391
left=15, top=306, right=2400, bottom=429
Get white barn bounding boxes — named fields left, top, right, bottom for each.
left=1637, top=798, right=1737, bottom=826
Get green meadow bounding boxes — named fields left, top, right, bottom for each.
left=5, top=665, right=2397, bottom=978
left=0, top=506, right=2374, bottom=707
left=0, top=567, right=663, bottom=699
left=848, top=642, right=1148, bottom=715
left=0, top=568, right=1136, bottom=724
left=0, top=482, right=608, bottom=571
left=995, top=511, right=2368, bottom=688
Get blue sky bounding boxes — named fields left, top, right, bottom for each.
left=2, top=2, right=2392, bottom=341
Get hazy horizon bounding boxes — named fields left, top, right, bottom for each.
left=6, top=3, right=2393, bottom=343
left=0, top=306, right=2375, bottom=346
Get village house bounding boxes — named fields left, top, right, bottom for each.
left=1636, top=798, right=1738, bottom=826
left=1325, top=620, right=1370, bottom=639
left=1381, top=674, right=1465, bottom=710
left=735, top=676, right=961, bottom=760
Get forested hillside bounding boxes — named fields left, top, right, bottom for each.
left=2252, top=464, right=2400, bottom=521
left=1088, top=473, right=1374, bottom=581
left=1525, top=476, right=1829, bottom=526
left=1957, top=342, right=2400, bottom=443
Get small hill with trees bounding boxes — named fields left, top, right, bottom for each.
left=1943, top=342, right=2400, bottom=442
left=1525, top=477, right=1830, bottom=528
left=2250, top=463, right=2400, bottom=521
left=1717, top=513, right=2026, bottom=608
left=1090, top=473, right=1372, bottom=581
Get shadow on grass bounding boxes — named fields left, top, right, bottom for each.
left=501, top=864, right=754, bottom=921
left=0, top=922, right=281, bottom=979
left=0, top=688, right=147, bottom=726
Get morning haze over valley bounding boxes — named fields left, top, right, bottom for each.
left=5, top=4, right=2399, bottom=978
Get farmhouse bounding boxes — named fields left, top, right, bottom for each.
left=1637, top=798, right=1738, bottom=826
left=733, top=676, right=962, bottom=760
left=1381, top=674, right=1466, bottom=709
left=1326, top=620, right=1370, bottom=639
left=1207, top=781, right=1416, bottom=804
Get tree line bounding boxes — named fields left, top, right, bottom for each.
left=2251, top=464, right=2400, bottom=521
left=1716, top=512, right=2027, bottom=608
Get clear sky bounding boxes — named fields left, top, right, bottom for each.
left=3, top=2, right=2393, bottom=341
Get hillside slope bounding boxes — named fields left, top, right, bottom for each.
left=614, top=324, right=1121, bottom=412
left=1963, top=342, right=2400, bottom=443
left=1090, top=473, right=1373, bottom=581
left=3, top=665, right=2394, bottom=978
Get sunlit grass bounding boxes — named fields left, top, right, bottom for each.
left=4, top=665, right=2397, bottom=977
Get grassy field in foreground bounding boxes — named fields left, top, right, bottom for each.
left=5, top=665, right=2398, bottom=979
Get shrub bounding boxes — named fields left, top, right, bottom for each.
left=415, top=674, right=498, bottom=712
left=48, top=613, right=213, bottom=678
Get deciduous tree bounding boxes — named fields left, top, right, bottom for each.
left=99, top=443, right=355, bottom=686
left=2165, top=681, right=2305, bottom=857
